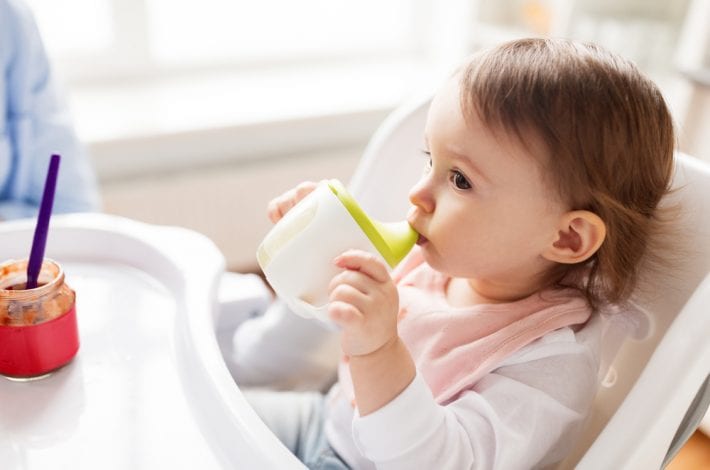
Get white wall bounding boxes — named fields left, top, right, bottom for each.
left=99, top=147, right=362, bottom=272
left=677, top=80, right=710, bottom=162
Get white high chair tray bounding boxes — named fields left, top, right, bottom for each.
left=0, top=214, right=301, bottom=470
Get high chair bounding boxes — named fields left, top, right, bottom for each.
left=220, top=95, right=710, bottom=469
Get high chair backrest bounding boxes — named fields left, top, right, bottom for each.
left=567, top=154, right=710, bottom=470
left=349, top=94, right=431, bottom=220
left=347, top=96, right=710, bottom=470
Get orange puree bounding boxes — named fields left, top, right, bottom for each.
left=0, top=259, right=75, bottom=327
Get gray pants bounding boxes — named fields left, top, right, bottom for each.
left=243, top=389, right=351, bottom=470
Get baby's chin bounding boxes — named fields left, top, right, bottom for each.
left=421, top=249, right=479, bottom=280
left=418, top=244, right=445, bottom=271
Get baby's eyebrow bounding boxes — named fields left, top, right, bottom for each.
left=447, top=146, right=491, bottom=184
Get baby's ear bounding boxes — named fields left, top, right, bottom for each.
left=542, top=210, right=606, bottom=264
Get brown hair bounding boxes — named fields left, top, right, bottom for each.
left=459, top=38, right=675, bottom=309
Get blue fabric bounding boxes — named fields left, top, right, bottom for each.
left=0, top=0, right=100, bottom=220
left=243, top=389, right=352, bottom=470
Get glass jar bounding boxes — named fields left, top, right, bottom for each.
left=0, top=258, right=78, bottom=378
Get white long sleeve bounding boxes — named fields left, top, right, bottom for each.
left=327, top=323, right=602, bottom=470
left=228, top=300, right=341, bottom=392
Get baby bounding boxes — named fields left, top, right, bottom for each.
left=243, top=38, right=675, bottom=469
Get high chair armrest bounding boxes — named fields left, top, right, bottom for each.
left=663, top=374, right=710, bottom=466
left=700, top=405, right=710, bottom=436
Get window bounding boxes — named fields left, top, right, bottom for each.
left=25, top=0, right=425, bottom=84
left=24, top=0, right=113, bottom=59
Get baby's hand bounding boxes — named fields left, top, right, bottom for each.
left=328, top=250, right=399, bottom=357
left=266, top=181, right=319, bottom=223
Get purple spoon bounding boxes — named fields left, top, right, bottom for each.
left=26, top=154, right=61, bottom=289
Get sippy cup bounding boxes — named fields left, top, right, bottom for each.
left=257, top=179, right=417, bottom=324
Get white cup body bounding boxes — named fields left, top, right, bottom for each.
left=257, top=182, right=383, bottom=323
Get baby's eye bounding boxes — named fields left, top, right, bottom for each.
left=450, top=170, right=472, bottom=190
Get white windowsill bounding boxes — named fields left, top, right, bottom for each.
left=67, top=58, right=441, bottom=181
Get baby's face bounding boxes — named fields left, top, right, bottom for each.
left=407, top=76, right=568, bottom=299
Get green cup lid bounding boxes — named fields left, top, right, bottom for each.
left=327, top=180, right=417, bottom=268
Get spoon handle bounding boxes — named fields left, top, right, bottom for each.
left=26, top=154, right=61, bottom=289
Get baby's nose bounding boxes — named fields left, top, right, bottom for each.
left=408, top=181, right=434, bottom=213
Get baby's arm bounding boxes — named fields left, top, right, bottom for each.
left=328, top=250, right=416, bottom=415
left=253, top=185, right=417, bottom=401
left=350, top=329, right=599, bottom=469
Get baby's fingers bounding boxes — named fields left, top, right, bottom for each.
left=266, top=181, right=318, bottom=223
left=266, top=197, right=295, bottom=223
left=328, top=300, right=363, bottom=326
left=334, top=250, right=390, bottom=283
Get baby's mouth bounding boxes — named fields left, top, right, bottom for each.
left=416, top=233, right=429, bottom=246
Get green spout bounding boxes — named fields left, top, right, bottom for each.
left=327, top=180, right=418, bottom=268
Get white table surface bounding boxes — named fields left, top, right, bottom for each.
left=0, top=262, right=221, bottom=469
left=0, top=214, right=304, bottom=470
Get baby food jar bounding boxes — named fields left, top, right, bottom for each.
left=0, top=258, right=78, bottom=379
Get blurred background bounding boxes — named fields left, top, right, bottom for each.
left=24, top=0, right=710, bottom=272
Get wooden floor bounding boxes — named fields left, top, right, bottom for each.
left=667, top=431, right=710, bottom=470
